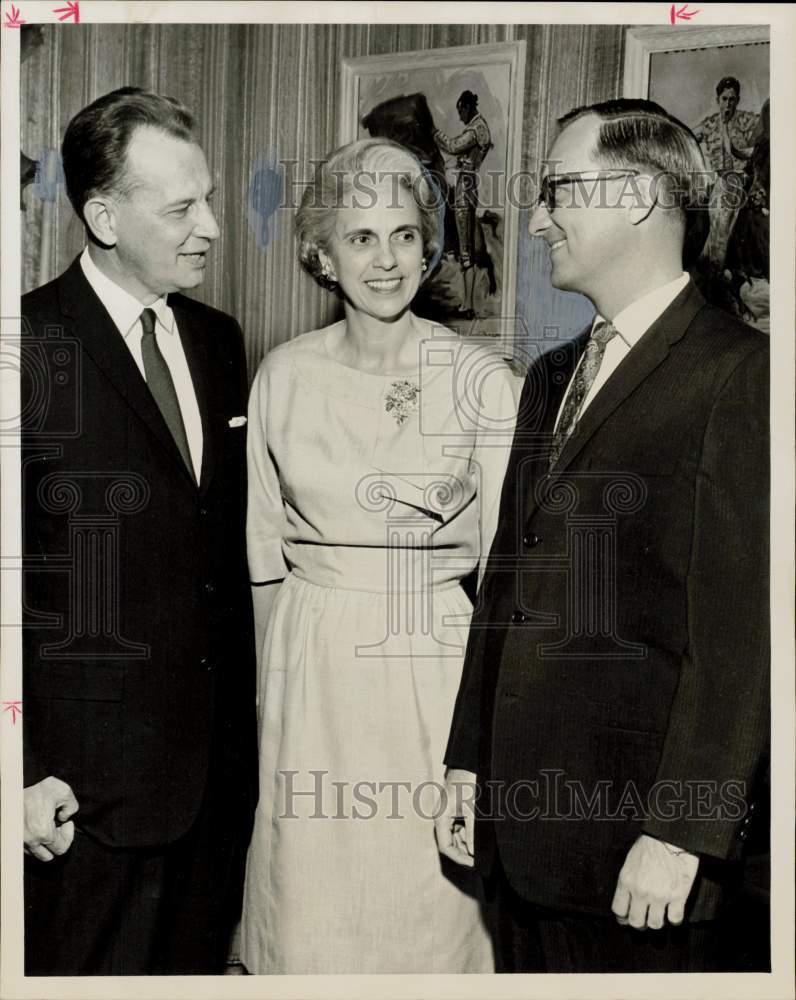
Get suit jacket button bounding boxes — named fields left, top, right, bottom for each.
left=523, top=532, right=541, bottom=548
left=511, top=609, right=527, bottom=624
left=204, top=581, right=215, bottom=595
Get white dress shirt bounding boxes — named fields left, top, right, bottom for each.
left=554, top=272, right=690, bottom=432
left=80, top=247, right=203, bottom=480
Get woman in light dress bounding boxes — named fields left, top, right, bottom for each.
left=240, top=138, right=519, bottom=974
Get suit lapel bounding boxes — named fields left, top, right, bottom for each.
left=57, top=257, right=197, bottom=488
left=170, top=298, right=219, bottom=496
left=551, top=281, right=706, bottom=476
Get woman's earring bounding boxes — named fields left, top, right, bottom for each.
left=321, top=261, right=336, bottom=283
left=421, top=257, right=428, bottom=273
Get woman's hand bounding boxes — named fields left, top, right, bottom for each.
left=434, top=768, right=477, bottom=868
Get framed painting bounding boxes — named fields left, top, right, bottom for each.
left=340, top=41, right=526, bottom=349
left=624, top=25, right=770, bottom=332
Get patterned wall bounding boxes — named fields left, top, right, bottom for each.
left=21, top=22, right=624, bottom=377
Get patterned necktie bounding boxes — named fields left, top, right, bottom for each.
left=139, top=308, right=194, bottom=480
left=548, top=320, right=619, bottom=469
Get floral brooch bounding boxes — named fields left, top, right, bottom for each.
left=385, top=380, right=421, bottom=426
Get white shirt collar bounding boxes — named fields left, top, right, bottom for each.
left=80, top=247, right=173, bottom=338
left=591, top=272, right=690, bottom=348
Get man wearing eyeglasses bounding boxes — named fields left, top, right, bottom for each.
left=436, top=98, right=769, bottom=972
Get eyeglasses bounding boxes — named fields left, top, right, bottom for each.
left=538, top=170, right=641, bottom=213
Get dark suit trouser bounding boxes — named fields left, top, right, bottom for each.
left=25, top=739, right=253, bottom=975
left=486, top=852, right=769, bottom=973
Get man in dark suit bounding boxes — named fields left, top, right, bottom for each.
left=436, top=99, right=769, bottom=972
left=22, top=87, right=257, bottom=975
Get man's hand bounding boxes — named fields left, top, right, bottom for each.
left=611, top=834, right=699, bottom=930
left=434, top=768, right=477, bottom=868
left=24, top=776, right=79, bottom=861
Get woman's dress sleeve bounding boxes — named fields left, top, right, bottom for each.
left=246, top=359, right=289, bottom=584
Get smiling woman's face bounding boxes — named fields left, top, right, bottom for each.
left=319, top=178, right=424, bottom=323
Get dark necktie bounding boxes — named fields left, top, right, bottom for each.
left=139, top=308, right=194, bottom=479
left=549, top=320, right=619, bottom=469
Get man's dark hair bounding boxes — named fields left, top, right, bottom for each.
left=557, top=98, right=710, bottom=267
left=716, top=76, right=741, bottom=98
left=457, top=90, right=478, bottom=110
left=61, top=86, right=196, bottom=224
